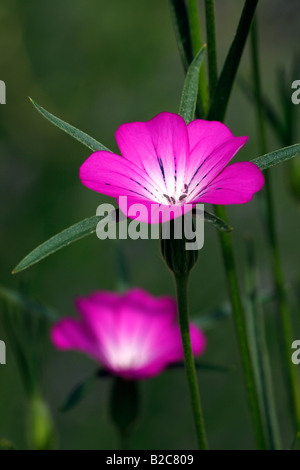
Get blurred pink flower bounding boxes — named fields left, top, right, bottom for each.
left=80, top=112, right=264, bottom=223
left=51, top=289, right=206, bottom=380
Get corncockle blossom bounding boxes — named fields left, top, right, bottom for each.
left=79, top=112, right=264, bottom=223
left=51, top=289, right=206, bottom=380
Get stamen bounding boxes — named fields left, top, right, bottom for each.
left=179, top=194, right=187, bottom=201
left=163, top=194, right=171, bottom=203
left=170, top=197, right=176, bottom=205
left=183, top=183, right=188, bottom=193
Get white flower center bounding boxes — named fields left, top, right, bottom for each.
left=105, top=340, right=151, bottom=370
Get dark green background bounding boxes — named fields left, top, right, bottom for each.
left=0, top=0, right=299, bottom=449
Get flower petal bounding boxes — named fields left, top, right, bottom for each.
left=186, top=120, right=234, bottom=190
left=51, top=319, right=104, bottom=362
left=122, top=289, right=177, bottom=321
left=195, top=161, right=265, bottom=204
left=51, top=288, right=207, bottom=381
left=79, top=150, right=161, bottom=201
left=75, top=295, right=119, bottom=342
left=186, top=136, right=248, bottom=200
left=116, top=112, right=189, bottom=197
left=190, top=324, right=207, bottom=356
left=122, top=323, right=206, bottom=380
left=187, top=119, right=234, bottom=153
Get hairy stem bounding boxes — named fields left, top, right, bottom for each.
left=175, top=273, right=208, bottom=450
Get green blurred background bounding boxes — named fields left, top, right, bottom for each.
left=0, top=0, right=299, bottom=449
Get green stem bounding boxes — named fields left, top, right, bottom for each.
left=186, top=0, right=209, bottom=116
left=204, top=0, right=218, bottom=98
left=213, top=206, right=267, bottom=450
left=174, top=273, right=208, bottom=450
left=251, top=17, right=300, bottom=438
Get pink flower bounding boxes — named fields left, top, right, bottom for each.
left=51, top=289, right=206, bottom=380
left=80, top=112, right=264, bottom=223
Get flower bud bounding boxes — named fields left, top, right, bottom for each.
left=160, top=217, right=198, bottom=276
left=26, top=393, right=57, bottom=450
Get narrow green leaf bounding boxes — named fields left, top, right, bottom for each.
left=179, top=44, right=206, bottom=124
left=252, top=143, right=300, bottom=171
left=13, top=210, right=117, bottom=274
left=169, top=0, right=193, bottom=71
left=193, top=207, right=233, bottom=232
left=192, top=303, right=231, bottom=330
left=30, top=98, right=110, bottom=152
left=208, top=0, right=259, bottom=121
left=204, top=209, right=233, bottom=232
left=192, top=290, right=273, bottom=332
left=60, top=375, right=97, bottom=412
left=0, top=285, right=58, bottom=321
